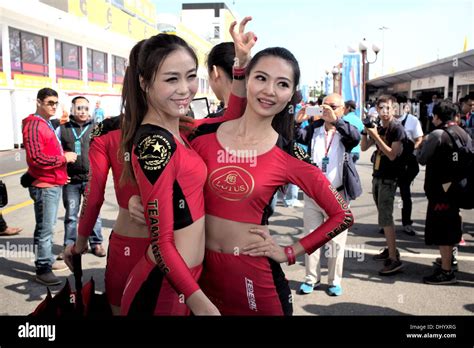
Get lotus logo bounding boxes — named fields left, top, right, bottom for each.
left=225, top=173, right=237, bottom=184
left=208, top=166, right=254, bottom=201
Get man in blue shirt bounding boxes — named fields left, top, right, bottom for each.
left=342, top=100, right=364, bottom=163
left=93, top=100, right=105, bottom=123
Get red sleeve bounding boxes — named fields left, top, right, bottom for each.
left=78, top=134, right=109, bottom=238
left=133, top=129, right=200, bottom=299
left=284, top=143, right=354, bottom=255
left=23, top=119, right=66, bottom=168
left=187, top=94, right=247, bottom=131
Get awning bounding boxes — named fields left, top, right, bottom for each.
left=367, top=49, right=474, bottom=88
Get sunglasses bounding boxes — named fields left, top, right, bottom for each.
left=43, top=101, right=59, bottom=107
left=75, top=106, right=89, bottom=111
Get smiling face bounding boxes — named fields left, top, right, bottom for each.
left=246, top=56, right=295, bottom=118
left=145, top=48, right=198, bottom=118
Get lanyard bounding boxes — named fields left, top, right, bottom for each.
left=324, top=129, right=336, bottom=157
left=71, top=124, right=90, bottom=156
left=71, top=124, right=90, bottom=141
left=34, top=114, right=63, bottom=154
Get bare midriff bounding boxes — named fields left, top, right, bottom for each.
left=205, top=214, right=268, bottom=254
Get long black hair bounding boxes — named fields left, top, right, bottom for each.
left=245, top=47, right=301, bottom=141
left=120, top=34, right=197, bottom=184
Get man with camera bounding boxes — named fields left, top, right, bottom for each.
left=295, top=93, right=360, bottom=295
left=361, top=95, right=405, bottom=275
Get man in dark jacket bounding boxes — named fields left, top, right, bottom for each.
left=59, top=96, right=105, bottom=257
left=417, top=100, right=472, bottom=285
left=294, top=93, right=360, bottom=296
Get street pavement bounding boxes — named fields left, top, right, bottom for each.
left=0, top=149, right=473, bottom=316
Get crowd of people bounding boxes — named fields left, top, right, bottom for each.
left=0, top=16, right=472, bottom=315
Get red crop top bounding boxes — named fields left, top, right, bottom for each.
left=131, top=94, right=247, bottom=299
left=78, top=117, right=140, bottom=238
left=191, top=129, right=354, bottom=255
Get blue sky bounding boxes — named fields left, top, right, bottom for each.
left=153, top=0, right=473, bottom=85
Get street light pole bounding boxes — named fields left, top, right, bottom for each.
left=379, top=26, right=389, bottom=76
left=359, top=38, right=380, bottom=116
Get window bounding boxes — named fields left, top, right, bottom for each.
left=55, top=40, right=82, bottom=79
left=9, top=28, right=48, bottom=76
left=113, top=55, right=126, bottom=84
left=87, top=48, right=107, bottom=82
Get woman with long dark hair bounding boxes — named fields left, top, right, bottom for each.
left=189, top=47, right=354, bottom=315
left=119, top=18, right=256, bottom=315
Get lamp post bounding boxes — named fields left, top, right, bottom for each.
left=332, top=66, right=342, bottom=94
left=359, top=38, right=380, bottom=115
left=378, top=26, right=389, bottom=76
left=324, top=70, right=330, bottom=95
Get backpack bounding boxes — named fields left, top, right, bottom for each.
left=397, top=117, right=419, bottom=181
left=443, top=127, right=474, bottom=209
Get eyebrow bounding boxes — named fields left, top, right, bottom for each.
left=162, top=68, right=197, bottom=76
left=253, top=70, right=292, bottom=82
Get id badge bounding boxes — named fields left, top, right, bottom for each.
left=374, top=152, right=381, bottom=170
left=321, top=156, right=330, bottom=173
left=75, top=140, right=81, bottom=156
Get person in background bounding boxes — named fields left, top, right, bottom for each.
left=93, top=100, right=105, bottom=123
left=295, top=93, right=360, bottom=296
left=206, top=42, right=235, bottom=118
left=59, top=96, right=105, bottom=259
left=342, top=100, right=364, bottom=163
left=417, top=100, right=472, bottom=284
left=22, top=87, right=77, bottom=286
left=394, top=101, right=424, bottom=236
left=425, top=94, right=438, bottom=133
left=361, top=95, right=404, bottom=276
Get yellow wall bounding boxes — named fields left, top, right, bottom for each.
left=223, top=10, right=237, bottom=42
left=176, top=23, right=212, bottom=68
left=67, top=0, right=158, bottom=41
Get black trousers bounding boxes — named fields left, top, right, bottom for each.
left=398, top=177, right=413, bottom=226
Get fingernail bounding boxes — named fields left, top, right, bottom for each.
left=254, top=36, right=258, bottom=42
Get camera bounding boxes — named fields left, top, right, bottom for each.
left=363, top=116, right=378, bottom=128
left=306, top=105, right=323, bottom=117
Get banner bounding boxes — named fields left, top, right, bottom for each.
left=342, top=53, right=362, bottom=117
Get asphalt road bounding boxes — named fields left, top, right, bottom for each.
left=0, top=149, right=473, bottom=316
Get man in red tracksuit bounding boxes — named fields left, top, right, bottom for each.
left=22, top=88, right=77, bottom=286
